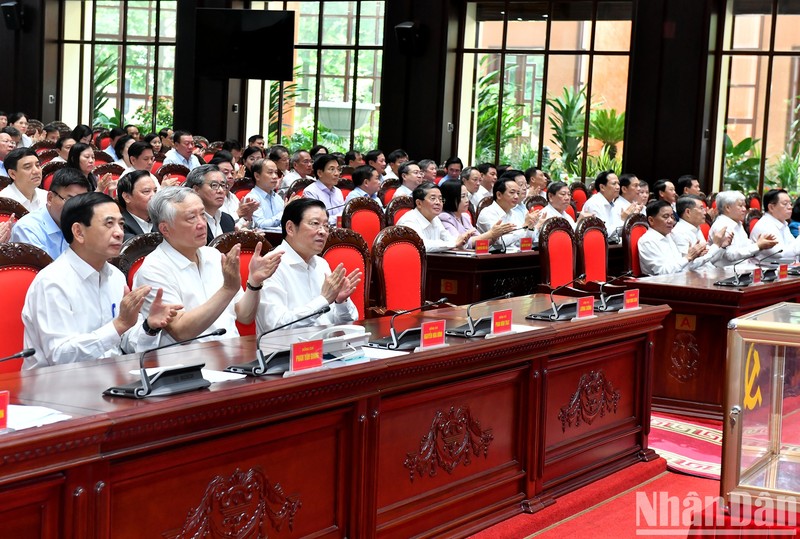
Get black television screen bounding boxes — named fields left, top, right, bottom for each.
left=194, top=9, right=294, bottom=81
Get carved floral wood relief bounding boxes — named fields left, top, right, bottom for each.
left=164, top=467, right=300, bottom=539
left=669, top=332, right=700, bottom=382
left=558, top=370, right=621, bottom=432
left=403, top=405, right=494, bottom=482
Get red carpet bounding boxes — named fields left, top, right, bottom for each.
left=471, top=458, right=720, bottom=538
left=650, top=412, right=723, bottom=479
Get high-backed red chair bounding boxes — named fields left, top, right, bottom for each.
left=286, top=178, right=314, bottom=200
left=37, top=148, right=59, bottom=165
left=0, top=242, right=53, bottom=372
left=150, top=155, right=165, bottom=174
left=700, top=214, right=712, bottom=240
left=747, top=192, right=761, bottom=210
left=384, top=195, right=414, bottom=226
left=341, top=196, right=385, bottom=253
left=744, top=209, right=762, bottom=235
left=564, top=203, right=577, bottom=220
left=575, top=215, right=609, bottom=283
left=114, top=232, right=163, bottom=289
left=538, top=216, right=576, bottom=288
left=377, top=178, right=402, bottom=207
left=210, top=230, right=273, bottom=336
left=622, top=214, right=649, bottom=277
left=0, top=196, right=29, bottom=222
left=340, top=166, right=354, bottom=181
left=569, top=181, right=590, bottom=211
left=93, top=150, right=113, bottom=164
left=321, top=227, right=371, bottom=320
left=202, top=148, right=218, bottom=163
left=230, top=178, right=255, bottom=202
left=474, top=196, right=494, bottom=223
left=371, top=225, right=426, bottom=314
left=337, top=178, right=354, bottom=200
left=524, top=195, right=547, bottom=211
left=0, top=176, right=12, bottom=191
left=155, top=164, right=190, bottom=185
left=31, top=140, right=56, bottom=154
left=41, top=160, right=67, bottom=191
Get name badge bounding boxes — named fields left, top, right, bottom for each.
left=291, top=340, right=323, bottom=372
left=421, top=320, right=446, bottom=348
left=492, top=309, right=513, bottom=334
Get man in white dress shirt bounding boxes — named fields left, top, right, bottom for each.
left=708, top=190, right=778, bottom=267
left=365, top=149, right=388, bottom=182
left=476, top=175, right=540, bottom=251
left=0, top=131, right=16, bottom=175
left=382, top=149, right=409, bottom=181
left=473, top=163, right=497, bottom=206
left=638, top=200, right=708, bottom=275
left=134, top=186, right=282, bottom=345
left=0, top=147, right=48, bottom=211
left=397, top=182, right=473, bottom=252
left=162, top=130, right=202, bottom=170
left=280, top=150, right=314, bottom=188
left=616, top=173, right=644, bottom=219
left=257, top=199, right=360, bottom=333
left=524, top=167, right=548, bottom=198
left=185, top=164, right=236, bottom=244
left=22, top=192, right=180, bottom=369
left=749, top=189, right=800, bottom=263
left=672, top=195, right=731, bottom=267
left=581, top=171, right=637, bottom=236
left=393, top=161, right=424, bottom=199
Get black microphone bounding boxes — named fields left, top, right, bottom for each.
left=714, top=254, right=755, bottom=287
left=104, top=328, right=227, bottom=399
left=526, top=274, right=586, bottom=321
left=0, top=348, right=35, bottom=363
left=754, top=249, right=783, bottom=282
left=446, top=293, right=514, bottom=338
left=226, top=305, right=332, bottom=376
left=596, top=270, right=634, bottom=312
left=367, top=297, right=448, bottom=350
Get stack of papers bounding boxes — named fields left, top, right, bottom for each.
left=5, top=405, right=72, bottom=432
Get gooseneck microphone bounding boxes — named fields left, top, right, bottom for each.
left=755, top=249, right=783, bottom=282
left=226, top=306, right=332, bottom=376
left=0, top=348, right=35, bottom=363
left=446, top=293, right=514, bottom=338
left=367, top=297, right=449, bottom=350
left=526, top=274, right=586, bottom=321
left=104, top=328, right=227, bottom=399
left=714, top=254, right=756, bottom=287
left=547, top=273, right=586, bottom=319
left=597, top=270, right=634, bottom=312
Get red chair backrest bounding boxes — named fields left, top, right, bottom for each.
left=151, top=159, right=164, bottom=174
left=235, top=250, right=256, bottom=336
left=582, top=228, right=607, bottom=282
left=383, top=188, right=397, bottom=204
left=391, top=206, right=411, bottom=224
left=565, top=204, right=576, bottom=219
left=700, top=221, right=710, bottom=240
left=350, top=210, right=382, bottom=253
left=382, top=241, right=422, bottom=310
left=236, top=189, right=252, bottom=201
left=572, top=190, right=588, bottom=211
left=630, top=225, right=648, bottom=277
left=127, top=257, right=146, bottom=289
left=747, top=217, right=759, bottom=234
left=323, top=246, right=368, bottom=320
left=547, top=229, right=575, bottom=287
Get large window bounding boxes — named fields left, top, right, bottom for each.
left=60, top=1, right=177, bottom=133
left=716, top=0, right=800, bottom=194
left=457, top=0, right=632, bottom=178
left=245, top=1, right=384, bottom=153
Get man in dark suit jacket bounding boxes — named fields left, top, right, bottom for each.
left=184, top=163, right=237, bottom=244
left=117, top=170, right=157, bottom=241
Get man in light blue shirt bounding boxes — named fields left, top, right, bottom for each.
left=344, top=165, right=383, bottom=208
left=246, top=158, right=285, bottom=229
left=303, top=154, right=345, bottom=225
left=162, top=130, right=202, bottom=170
left=11, top=168, right=92, bottom=260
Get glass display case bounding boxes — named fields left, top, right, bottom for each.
left=722, top=302, right=800, bottom=520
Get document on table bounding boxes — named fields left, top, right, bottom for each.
left=5, top=405, right=72, bottom=431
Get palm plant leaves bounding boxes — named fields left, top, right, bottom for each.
left=93, top=53, right=117, bottom=127
left=547, top=86, right=586, bottom=175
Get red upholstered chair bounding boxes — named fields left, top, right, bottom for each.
left=622, top=214, right=649, bottom=277
left=384, top=195, right=414, bottom=226
left=700, top=214, right=712, bottom=240
left=202, top=148, right=217, bottom=163
left=0, top=242, right=53, bottom=372
left=569, top=181, right=590, bottom=211
left=341, top=196, right=385, bottom=253
left=0, top=196, right=29, bottom=222
left=538, top=216, right=576, bottom=289
left=744, top=209, right=762, bottom=235
left=41, top=160, right=67, bottom=191
left=377, top=178, right=401, bottom=206
left=747, top=192, right=761, bottom=210
left=93, top=150, right=113, bottom=164
left=286, top=178, right=314, bottom=200
left=31, top=140, right=56, bottom=154
left=564, top=203, right=577, bottom=220
left=474, top=196, right=494, bottom=222
left=575, top=215, right=609, bottom=283
left=340, top=166, right=354, bottom=181
left=210, top=230, right=273, bottom=336
left=114, top=232, right=163, bottom=289
left=371, top=225, right=426, bottom=314
left=321, top=227, right=371, bottom=320
left=231, top=178, right=255, bottom=201
left=337, top=178, right=354, bottom=200
left=150, top=155, right=165, bottom=174
left=524, top=195, right=547, bottom=211
left=0, top=175, right=11, bottom=191
left=154, top=164, right=190, bottom=185
left=94, top=163, right=125, bottom=196
left=37, top=148, right=59, bottom=165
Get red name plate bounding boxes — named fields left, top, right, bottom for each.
left=336, top=215, right=342, bottom=228
left=753, top=267, right=762, bottom=284
left=520, top=237, right=533, bottom=251
left=475, top=239, right=490, bottom=254
left=0, top=390, right=8, bottom=430
left=623, top=289, right=640, bottom=310
left=492, top=309, right=513, bottom=334
left=421, top=320, right=446, bottom=348
left=291, top=340, right=323, bottom=372
left=780, top=264, right=789, bottom=279
left=576, top=296, right=594, bottom=319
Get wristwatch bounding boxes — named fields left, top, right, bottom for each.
left=142, top=319, right=161, bottom=336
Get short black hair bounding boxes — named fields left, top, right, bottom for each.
left=248, top=134, right=264, bottom=144
left=70, top=124, right=93, bottom=142
left=444, top=156, right=463, bottom=169
left=619, top=173, right=638, bottom=189
left=50, top=167, right=92, bottom=193
left=364, top=149, right=384, bottom=165
left=3, top=147, right=37, bottom=172
left=676, top=194, right=703, bottom=218
left=127, top=141, right=152, bottom=160
left=386, top=149, right=409, bottom=164
left=66, top=142, right=93, bottom=172
left=242, top=146, right=263, bottom=163
left=653, top=179, right=670, bottom=195
left=268, top=145, right=289, bottom=161
left=412, top=181, right=439, bottom=203
left=109, top=127, right=126, bottom=139
left=398, top=160, right=419, bottom=178
left=493, top=175, right=518, bottom=199
left=209, top=150, right=234, bottom=167
left=310, top=144, right=329, bottom=158
left=594, top=170, right=615, bottom=191
left=763, top=188, right=788, bottom=211
left=524, top=167, right=542, bottom=181
left=117, top=170, right=154, bottom=210
left=440, top=179, right=463, bottom=213
left=114, top=135, right=133, bottom=160
left=646, top=199, right=671, bottom=219
left=477, top=162, right=497, bottom=174
left=281, top=198, right=327, bottom=239
left=222, top=139, right=242, bottom=152
left=172, top=130, right=192, bottom=144
left=60, top=192, right=117, bottom=244
left=676, top=174, right=698, bottom=195
left=546, top=181, right=569, bottom=199
left=345, top=149, right=361, bottom=164
left=158, top=128, right=172, bottom=139
left=351, top=165, right=376, bottom=188
left=313, top=153, right=340, bottom=177
left=55, top=135, right=75, bottom=151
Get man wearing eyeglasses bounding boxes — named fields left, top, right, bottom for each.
left=257, top=198, right=360, bottom=333
left=185, top=164, right=236, bottom=244
left=476, top=172, right=541, bottom=252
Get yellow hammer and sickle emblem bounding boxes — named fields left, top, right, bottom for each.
left=743, top=343, right=762, bottom=410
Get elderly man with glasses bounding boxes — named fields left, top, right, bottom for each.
left=185, top=164, right=236, bottom=244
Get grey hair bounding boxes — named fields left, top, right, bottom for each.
left=148, top=186, right=198, bottom=228
left=715, top=190, right=745, bottom=214
left=418, top=158, right=436, bottom=171
left=290, top=149, right=308, bottom=167
left=460, top=166, right=477, bottom=181
left=184, top=163, right=220, bottom=189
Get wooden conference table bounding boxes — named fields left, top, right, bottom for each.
left=634, top=268, right=800, bottom=420
left=0, top=295, right=668, bottom=539
left=425, top=244, right=625, bottom=304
